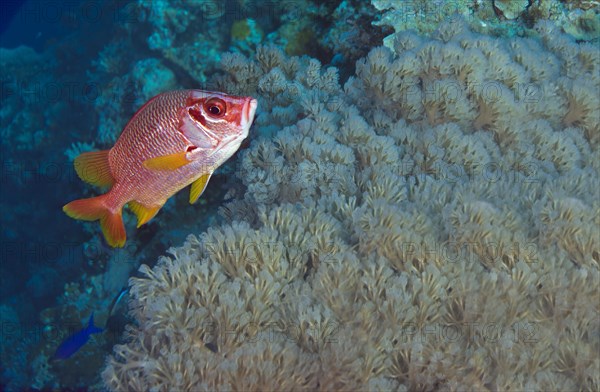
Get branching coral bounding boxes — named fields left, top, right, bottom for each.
left=103, top=19, right=599, bottom=391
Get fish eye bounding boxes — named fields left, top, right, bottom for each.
left=204, top=98, right=226, bottom=118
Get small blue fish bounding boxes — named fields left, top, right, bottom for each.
left=53, top=313, right=103, bottom=360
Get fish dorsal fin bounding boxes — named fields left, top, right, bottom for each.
left=190, top=172, right=212, bottom=204
left=143, top=152, right=190, bottom=171
left=128, top=200, right=162, bottom=228
left=73, top=150, right=114, bottom=187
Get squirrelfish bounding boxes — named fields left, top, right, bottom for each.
left=64, top=90, right=257, bottom=247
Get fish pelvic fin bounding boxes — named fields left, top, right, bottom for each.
left=73, top=150, right=114, bottom=187
left=190, top=172, right=212, bottom=204
left=143, top=151, right=190, bottom=171
left=63, top=195, right=126, bottom=248
left=87, top=313, right=103, bottom=335
left=128, top=200, right=162, bottom=228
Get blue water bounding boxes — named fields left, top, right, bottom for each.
left=1, top=0, right=599, bottom=390
left=0, top=1, right=298, bottom=388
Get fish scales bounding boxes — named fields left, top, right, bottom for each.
left=108, top=91, right=192, bottom=208
left=64, top=89, right=257, bottom=247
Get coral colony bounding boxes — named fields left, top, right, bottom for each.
left=0, top=0, right=598, bottom=390
left=104, top=18, right=599, bottom=392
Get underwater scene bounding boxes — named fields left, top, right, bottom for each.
left=0, top=0, right=599, bottom=390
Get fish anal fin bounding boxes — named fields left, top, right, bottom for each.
left=128, top=200, right=162, bottom=228
left=190, top=172, right=212, bottom=204
left=74, top=150, right=114, bottom=187
left=63, top=195, right=126, bottom=247
left=143, top=152, right=190, bottom=171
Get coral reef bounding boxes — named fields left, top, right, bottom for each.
left=493, top=0, right=530, bottom=20
left=103, top=19, right=600, bottom=391
left=130, top=58, right=177, bottom=107
left=373, top=0, right=600, bottom=48
left=2, top=0, right=599, bottom=389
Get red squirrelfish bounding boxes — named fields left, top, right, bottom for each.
left=64, top=90, right=257, bottom=247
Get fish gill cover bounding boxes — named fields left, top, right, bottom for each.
left=0, top=0, right=599, bottom=390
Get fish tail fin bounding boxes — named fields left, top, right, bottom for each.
left=63, top=194, right=126, bottom=248
left=87, top=313, right=103, bottom=335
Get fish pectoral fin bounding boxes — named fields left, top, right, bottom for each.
left=143, top=152, right=190, bottom=171
left=128, top=200, right=162, bottom=228
left=189, top=172, right=212, bottom=204
left=73, top=150, right=114, bottom=187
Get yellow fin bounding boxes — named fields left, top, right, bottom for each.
left=63, top=195, right=126, bottom=247
left=189, top=173, right=212, bottom=204
left=143, top=152, right=190, bottom=171
left=73, top=150, right=114, bottom=187
left=128, top=200, right=162, bottom=228
left=101, top=210, right=127, bottom=248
